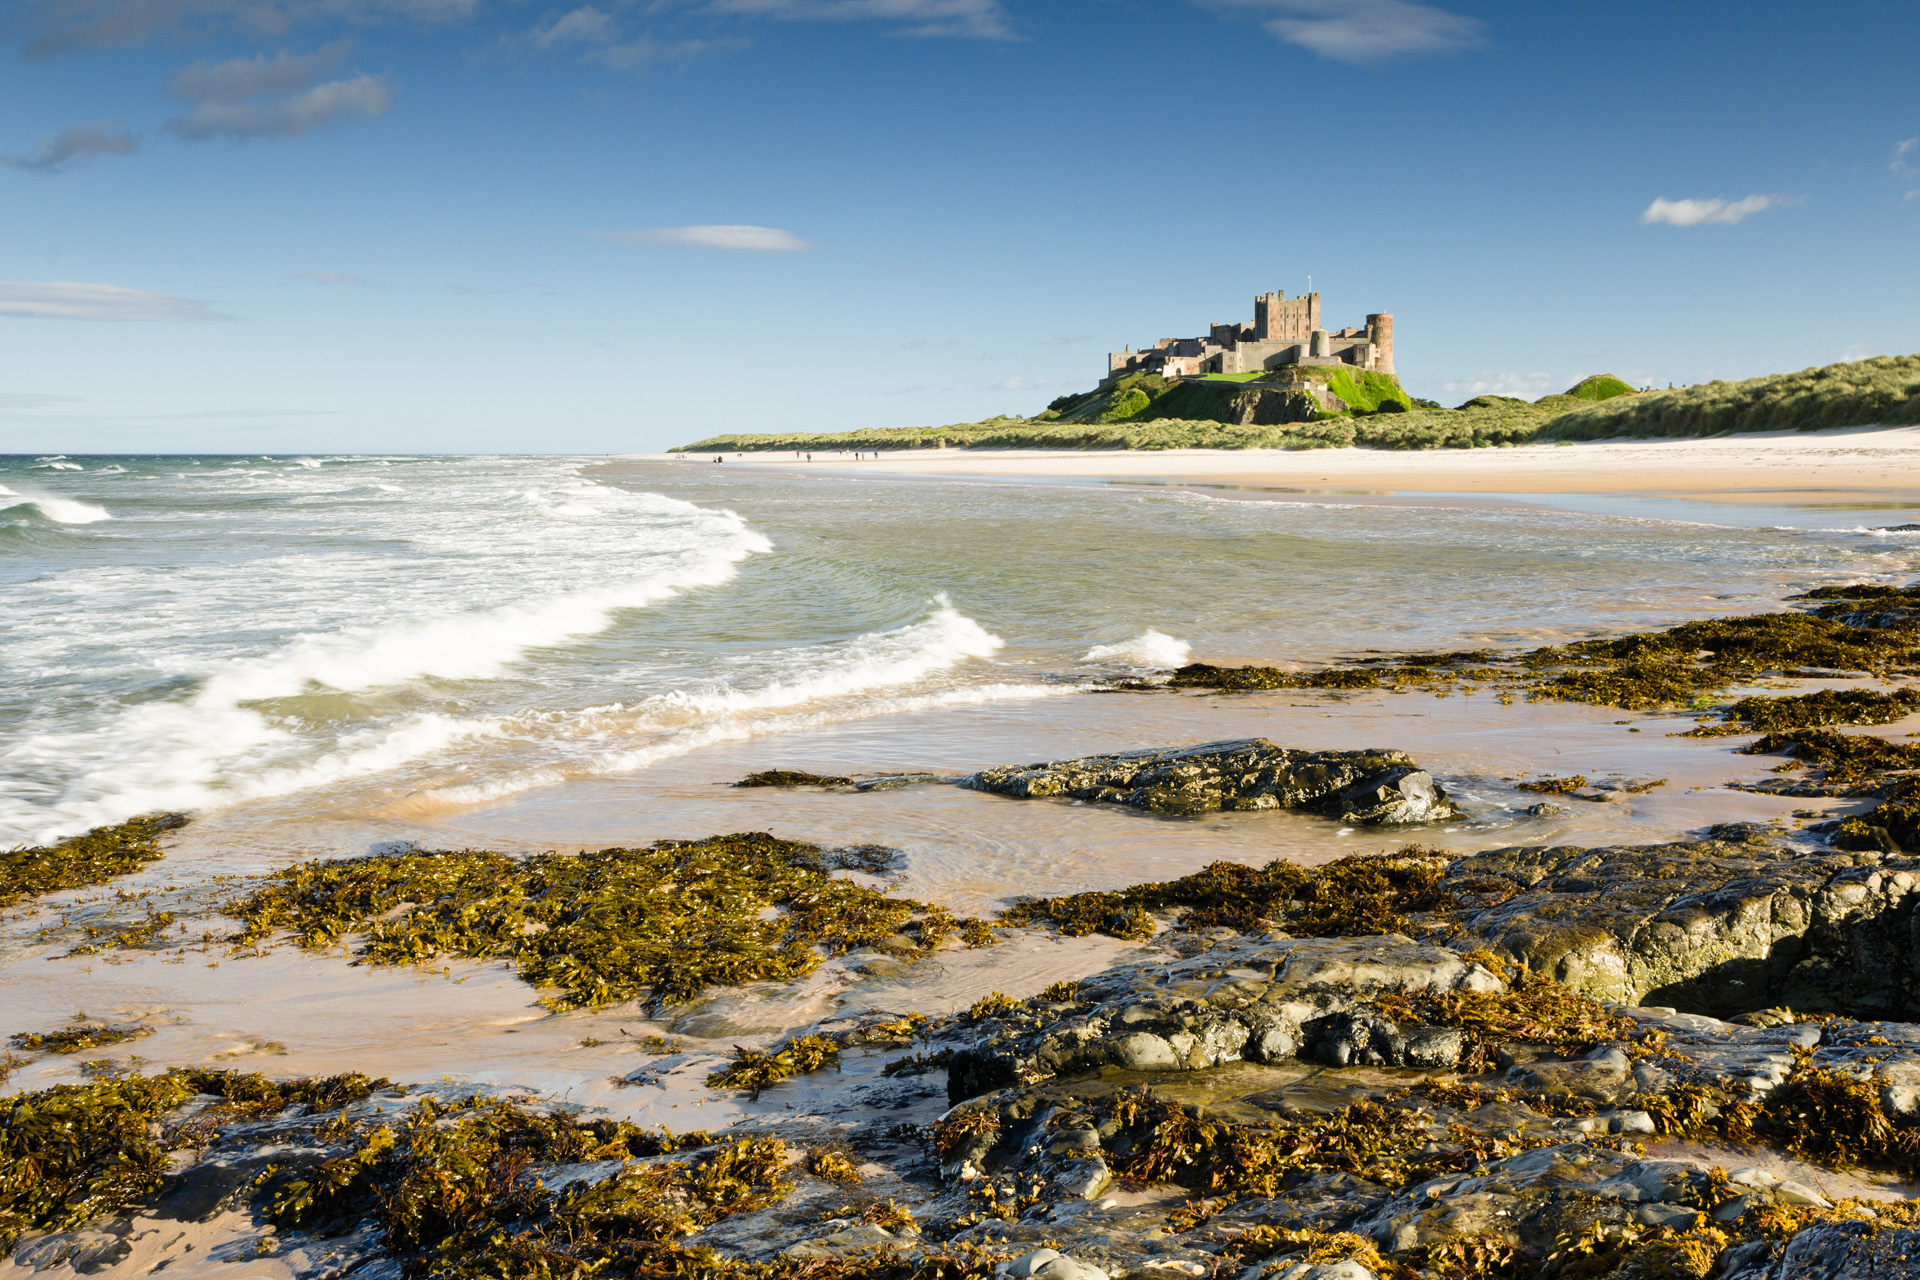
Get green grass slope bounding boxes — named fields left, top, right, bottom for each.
left=671, top=355, right=1920, bottom=454
left=1565, top=373, right=1636, bottom=401
left=1540, top=355, right=1920, bottom=440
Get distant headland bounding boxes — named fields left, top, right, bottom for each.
left=670, top=286, right=1920, bottom=454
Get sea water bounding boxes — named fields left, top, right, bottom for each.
left=4, top=452, right=1919, bottom=852
left=8, top=448, right=1920, bottom=1165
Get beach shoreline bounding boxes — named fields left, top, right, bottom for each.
left=630, top=424, right=1920, bottom=500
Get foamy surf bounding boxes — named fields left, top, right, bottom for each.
left=0, top=464, right=775, bottom=844
left=0, top=485, right=111, bottom=524
left=1081, top=629, right=1191, bottom=668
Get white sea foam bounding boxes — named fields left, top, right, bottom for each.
left=1081, top=629, right=1191, bottom=668
left=402, top=680, right=1075, bottom=815
left=0, top=470, right=779, bottom=843
left=0, top=488, right=112, bottom=524
left=1, top=585, right=1021, bottom=841
left=35, top=460, right=82, bottom=470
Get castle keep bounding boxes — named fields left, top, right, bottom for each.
left=1106, top=290, right=1394, bottom=382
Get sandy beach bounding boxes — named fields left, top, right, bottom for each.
left=644, top=424, right=1920, bottom=501
left=10, top=452, right=1920, bottom=1280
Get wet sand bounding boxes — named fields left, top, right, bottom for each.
left=5, top=681, right=1892, bottom=1118
left=639, top=424, right=1920, bottom=498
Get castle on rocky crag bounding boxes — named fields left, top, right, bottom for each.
left=1106, top=290, right=1394, bottom=383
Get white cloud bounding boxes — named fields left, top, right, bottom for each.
left=0, top=281, right=224, bottom=321
left=704, top=0, right=1012, bottom=40
left=526, top=7, right=730, bottom=69
left=601, top=224, right=815, bottom=252
left=1, top=120, right=138, bottom=174
left=164, top=47, right=391, bottom=140
left=1895, top=138, right=1919, bottom=201
left=993, top=376, right=1048, bottom=391
left=1203, top=0, right=1480, bottom=62
left=17, top=0, right=477, bottom=58
left=1440, top=371, right=1556, bottom=401
left=167, top=42, right=347, bottom=98
left=1639, top=194, right=1783, bottom=227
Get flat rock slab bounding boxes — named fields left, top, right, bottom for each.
left=1425, top=836, right=1920, bottom=1018
left=959, top=739, right=1458, bottom=823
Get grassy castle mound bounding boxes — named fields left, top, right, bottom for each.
left=672, top=353, right=1920, bottom=453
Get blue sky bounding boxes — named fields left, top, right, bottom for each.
left=2, top=0, right=1916, bottom=452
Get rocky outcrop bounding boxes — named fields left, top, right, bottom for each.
left=1427, top=833, right=1920, bottom=1019
left=926, top=927, right=1920, bottom=1277
left=1720, top=1223, right=1920, bottom=1279
left=1357, top=1143, right=1835, bottom=1254
left=947, top=935, right=1504, bottom=1107
left=959, top=739, right=1458, bottom=824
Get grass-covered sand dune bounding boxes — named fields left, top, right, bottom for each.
left=672, top=353, right=1920, bottom=453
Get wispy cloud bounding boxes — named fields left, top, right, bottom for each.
left=0, top=281, right=225, bottom=321
left=1640, top=194, right=1783, bottom=227
left=600, top=224, right=815, bottom=252
left=164, top=43, right=392, bottom=139
left=15, top=0, right=477, bottom=59
left=1, top=120, right=138, bottom=174
left=526, top=7, right=731, bottom=70
left=704, top=0, right=1012, bottom=40
left=993, top=376, right=1048, bottom=391
left=1895, top=137, right=1919, bottom=202
left=1202, top=0, right=1480, bottom=62
left=1440, top=371, right=1557, bottom=401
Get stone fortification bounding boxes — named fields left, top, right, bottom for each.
left=1108, top=288, right=1394, bottom=382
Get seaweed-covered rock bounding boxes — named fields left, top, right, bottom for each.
left=1430, top=835, right=1920, bottom=1018
left=959, top=740, right=1457, bottom=824
left=947, top=935, right=1506, bottom=1103
left=1720, top=1222, right=1920, bottom=1279
left=1354, top=1142, right=1815, bottom=1253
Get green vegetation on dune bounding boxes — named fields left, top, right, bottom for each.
left=1322, top=364, right=1413, bottom=413
left=1539, top=354, right=1920, bottom=440
left=1565, top=373, right=1636, bottom=401
left=671, top=353, right=1920, bottom=453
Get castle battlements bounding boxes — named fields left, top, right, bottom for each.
left=1107, top=290, right=1394, bottom=383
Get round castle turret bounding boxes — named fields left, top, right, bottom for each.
left=1366, top=314, right=1394, bottom=375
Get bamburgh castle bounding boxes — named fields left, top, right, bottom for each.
left=1106, top=290, right=1394, bottom=382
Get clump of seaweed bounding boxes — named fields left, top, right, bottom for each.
left=1736, top=727, right=1920, bottom=796
left=265, top=1095, right=797, bottom=1277
left=1, top=814, right=189, bottom=910
left=64, top=909, right=179, bottom=957
left=230, top=831, right=987, bottom=1011
left=1168, top=584, right=1920, bottom=715
left=10, top=1021, right=153, bottom=1055
left=705, top=1034, right=840, bottom=1098
left=0, top=1074, right=197, bottom=1246
left=1642, top=1059, right=1920, bottom=1177
left=1001, top=848, right=1454, bottom=942
left=805, top=1142, right=863, bottom=1184
left=732, top=770, right=853, bottom=788
left=1370, top=977, right=1643, bottom=1073
left=964, top=992, right=1019, bottom=1023
left=1225, top=1224, right=1398, bottom=1276
left=1515, top=775, right=1588, bottom=795
left=1087, top=1085, right=1569, bottom=1205
left=930, top=1106, right=1000, bottom=1159
left=0, top=1067, right=392, bottom=1248
left=1833, top=794, right=1920, bottom=853
left=1691, top=687, right=1920, bottom=735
